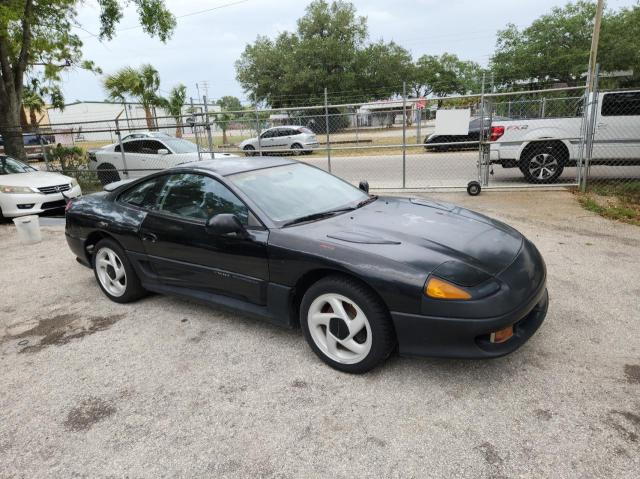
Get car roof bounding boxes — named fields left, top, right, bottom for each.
left=177, top=157, right=296, bottom=176
left=267, top=125, right=307, bottom=130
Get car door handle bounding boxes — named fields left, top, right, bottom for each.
left=142, top=232, right=157, bottom=243
left=597, top=123, right=607, bottom=128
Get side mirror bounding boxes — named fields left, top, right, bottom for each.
left=206, top=214, right=247, bottom=238
left=157, top=148, right=169, bottom=155
left=358, top=180, right=369, bottom=194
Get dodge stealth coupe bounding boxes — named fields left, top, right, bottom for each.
left=65, top=157, right=548, bottom=373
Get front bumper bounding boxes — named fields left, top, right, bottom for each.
left=391, top=286, right=548, bottom=358
left=0, top=185, right=81, bottom=217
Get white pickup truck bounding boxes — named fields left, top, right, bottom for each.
left=489, top=90, right=640, bottom=183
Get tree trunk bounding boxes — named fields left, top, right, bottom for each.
left=222, top=126, right=227, bottom=145
left=29, top=108, right=38, bottom=128
left=144, top=106, right=154, bottom=129
left=0, top=91, right=27, bottom=161
left=175, top=117, right=183, bottom=138
left=20, top=107, right=28, bottom=129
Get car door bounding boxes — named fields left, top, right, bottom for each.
left=118, top=139, right=148, bottom=177
left=138, top=172, right=269, bottom=305
left=593, top=91, right=640, bottom=162
left=274, top=128, right=293, bottom=152
left=258, top=129, right=277, bottom=151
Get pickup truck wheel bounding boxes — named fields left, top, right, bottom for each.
left=520, top=145, right=565, bottom=184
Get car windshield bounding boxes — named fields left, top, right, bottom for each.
left=0, top=156, right=37, bottom=174
left=163, top=139, right=199, bottom=154
left=229, top=163, right=369, bottom=224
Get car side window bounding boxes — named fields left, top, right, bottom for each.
left=601, top=92, right=640, bottom=116
left=157, top=173, right=250, bottom=224
left=119, top=176, right=167, bottom=209
left=139, top=140, right=165, bottom=154
left=260, top=130, right=274, bottom=139
left=122, top=140, right=142, bottom=153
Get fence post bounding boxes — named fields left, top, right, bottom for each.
left=190, top=97, right=202, bottom=161
left=202, top=95, right=215, bottom=159
left=255, top=105, right=262, bottom=156
left=581, top=63, right=600, bottom=192
left=114, top=118, right=129, bottom=178
left=355, top=107, right=359, bottom=145
left=478, top=73, right=486, bottom=185
left=36, top=126, right=50, bottom=171
left=324, top=88, right=331, bottom=172
left=402, top=82, right=407, bottom=188
left=416, top=103, right=421, bottom=145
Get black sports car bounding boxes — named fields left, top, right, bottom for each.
left=424, top=116, right=510, bottom=152
left=65, top=157, right=548, bottom=373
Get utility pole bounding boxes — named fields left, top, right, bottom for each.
left=586, top=0, right=605, bottom=92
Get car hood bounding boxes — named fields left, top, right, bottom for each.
left=0, top=171, right=72, bottom=188
left=279, top=196, right=524, bottom=277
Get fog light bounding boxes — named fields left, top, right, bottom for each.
left=490, top=325, right=513, bottom=343
left=17, top=204, right=35, bottom=209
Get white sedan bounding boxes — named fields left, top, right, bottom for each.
left=0, top=156, right=82, bottom=219
left=89, top=136, right=237, bottom=185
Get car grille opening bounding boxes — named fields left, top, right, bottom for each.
left=38, top=184, right=70, bottom=195
left=42, top=199, right=66, bottom=210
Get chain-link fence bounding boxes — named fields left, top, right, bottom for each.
left=5, top=77, right=638, bottom=199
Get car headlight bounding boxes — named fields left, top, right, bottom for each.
left=70, top=178, right=79, bottom=188
left=0, top=185, right=39, bottom=194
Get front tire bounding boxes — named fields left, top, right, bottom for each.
left=300, top=276, right=396, bottom=374
left=93, top=238, right=146, bottom=303
left=243, top=145, right=256, bottom=157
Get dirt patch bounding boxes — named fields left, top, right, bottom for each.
left=534, top=409, right=554, bottom=421
left=64, top=396, right=116, bottom=432
left=2, top=313, right=125, bottom=354
left=477, top=441, right=503, bottom=466
left=291, top=378, right=308, bottom=389
left=624, top=364, right=640, bottom=384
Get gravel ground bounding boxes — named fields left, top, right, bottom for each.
left=1, top=190, right=639, bottom=479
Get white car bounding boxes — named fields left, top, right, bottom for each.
left=0, top=155, right=82, bottom=219
left=239, top=126, right=319, bottom=156
left=89, top=136, right=238, bottom=185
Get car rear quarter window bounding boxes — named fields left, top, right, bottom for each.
left=119, top=176, right=167, bottom=209
left=601, top=92, right=640, bottom=116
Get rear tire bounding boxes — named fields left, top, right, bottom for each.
left=92, top=238, right=146, bottom=303
left=300, top=276, right=396, bottom=374
left=291, top=143, right=303, bottom=156
left=96, top=164, right=121, bottom=186
left=519, top=143, right=566, bottom=184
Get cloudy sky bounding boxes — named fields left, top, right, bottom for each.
left=62, top=0, right=636, bottom=104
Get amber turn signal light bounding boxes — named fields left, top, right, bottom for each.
left=425, top=277, right=472, bottom=300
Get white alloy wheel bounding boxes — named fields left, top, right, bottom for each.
left=95, top=247, right=127, bottom=297
left=528, top=153, right=559, bottom=181
left=307, top=293, right=372, bottom=364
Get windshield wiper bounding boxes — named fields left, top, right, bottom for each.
left=283, top=207, right=356, bottom=227
left=355, top=195, right=378, bottom=208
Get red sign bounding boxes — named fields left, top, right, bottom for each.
left=415, top=98, right=426, bottom=110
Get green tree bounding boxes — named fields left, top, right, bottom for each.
left=20, top=81, right=45, bottom=128
left=0, top=0, right=175, bottom=160
left=490, top=1, right=640, bottom=89
left=235, top=0, right=411, bottom=107
left=215, top=96, right=242, bottom=145
left=409, top=53, right=482, bottom=98
left=104, top=64, right=163, bottom=129
left=159, top=84, right=186, bottom=137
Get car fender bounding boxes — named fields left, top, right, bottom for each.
left=514, top=127, right=576, bottom=163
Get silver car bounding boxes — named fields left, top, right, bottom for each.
left=239, top=126, right=319, bottom=156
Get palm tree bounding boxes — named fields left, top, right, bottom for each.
left=103, top=64, right=162, bottom=129
left=159, top=84, right=187, bottom=138
left=21, top=84, right=45, bottom=129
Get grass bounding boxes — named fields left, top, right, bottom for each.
left=576, top=181, right=640, bottom=226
